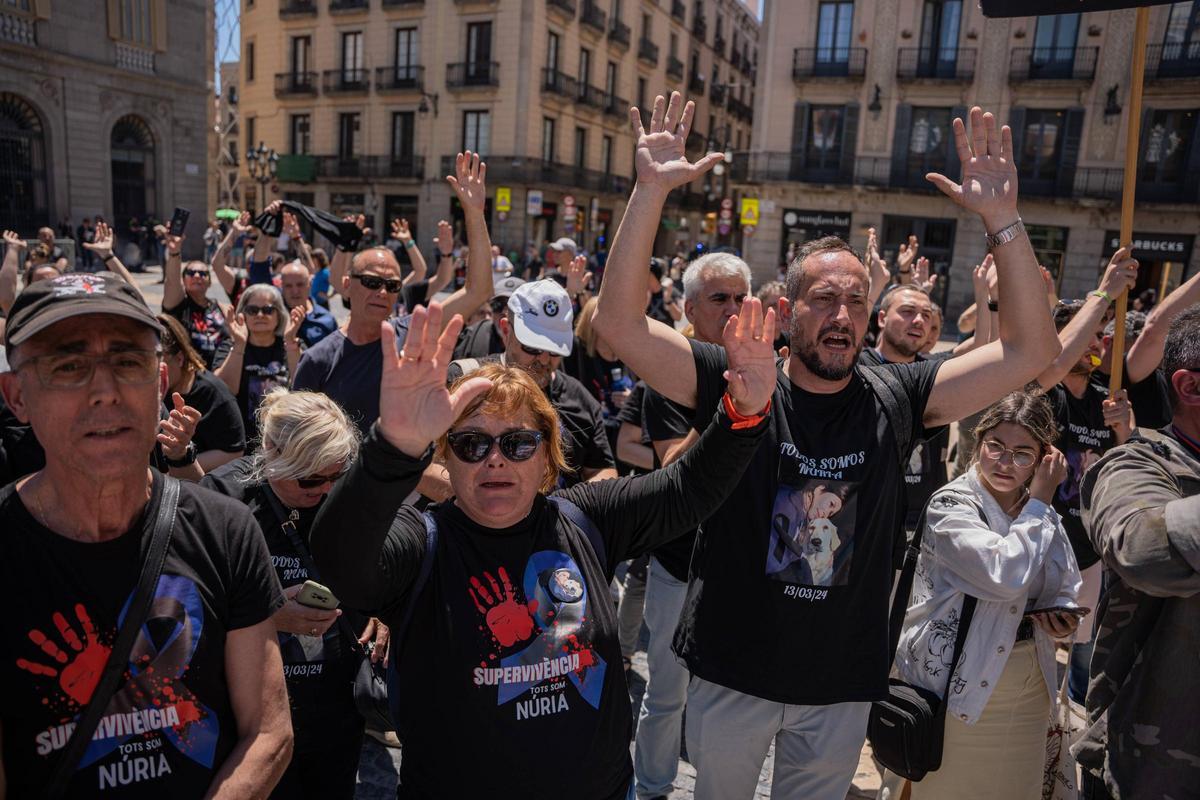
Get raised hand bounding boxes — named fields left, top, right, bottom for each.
left=392, top=217, right=414, bottom=245
left=433, top=219, right=455, bottom=256
left=897, top=235, right=919, bottom=274
left=1028, top=446, right=1068, bottom=505
left=565, top=255, right=593, bottom=297
left=157, top=392, right=201, bottom=460
left=927, top=107, right=1020, bottom=231
left=1098, top=246, right=1138, bottom=299
left=82, top=222, right=114, bottom=259
left=231, top=210, right=252, bottom=235
left=914, top=257, right=937, bottom=294
left=1040, top=265, right=1058, bottom=308
left=3, top=230, right=27, bottom=251
left=282, top=211, right=302, bottom=240
left=630, top=91, right=724, bottom=192
left=377, top=302, right=494, bottom=457
left=447, top=151, right=488, bottom=214
left=721, top=297, right=778, bottom=416
left=263, top=200, right=283, bottom=219
left=971, top=259, right=989, bottom=298
left=284, top=305, right=305, bottom=344
left=229, top=312, right=248, bottom=347
left=164, top=231, right=183, bottom=257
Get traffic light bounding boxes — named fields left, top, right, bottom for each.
left=703, top=212, right=718, bottom=234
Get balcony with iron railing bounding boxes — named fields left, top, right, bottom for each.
left=382, top=0, right=425, bottom=7
left=604, top=93, right=629, bottom=118
left=609, top=19, right=631, bottom=48
left=709, top=82, right=727, bottom=104
left=689, top=71, right=706, bottom=95
left=731, top=151, right=854, bottom=185
left=310, top=155, right=425, bottom=180
left=897, top=47, right=977, bottom=81
left=670, top=0, right=686, bottom=22
left=375, top=65, right=424, bottom=92
left=581, top=1, right=607, bottom=33
left=541, top=67, right=580, bottom=99
left=667, top=55, right=684, bottom=79
left=638, top=38, right=659, bottom=65
left=1009, top=46, right=1098, bottom=81
left=439, top=155, right=632, bottom=194
left=854, top=156, right=891, bottom=188
left=547, top=0, right=576, bottom=19
left=279, top=0, right=317, bottom=18
left=579, top=84, right=609, bottom=110
left=275, top=71, right=319, bottom=97
left=727, top=95, right=753, bottom=121
left=329, top=0, right=369, bottom=13
left=322, top=68, right=370, bottom=93
left=1146, top=41, right=1200, bottom=79
left=793, top=47, right=867, bottom=79
left=447, top=61, right=500, bottom=88
left=712, top=34, right=726, bottom=59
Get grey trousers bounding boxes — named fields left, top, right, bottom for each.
left=686, top=676, right=870, bottom=800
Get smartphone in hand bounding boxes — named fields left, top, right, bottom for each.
left=295, top=580, right=339, bottom=609
left=168, top=207, right=191, bottom=237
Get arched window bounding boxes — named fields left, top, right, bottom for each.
left=110, top=115, right=157, bottom=235
left=0, top=93, right=48, bottom=236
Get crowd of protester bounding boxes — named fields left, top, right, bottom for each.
left=1, top=93, right=1199, bottom=800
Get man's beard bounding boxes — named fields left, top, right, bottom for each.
left=791, top=327, right=862, bottom=381
left=883, top=329, right=922, bottom=360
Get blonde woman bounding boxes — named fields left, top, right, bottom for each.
left=202, top=388, right=384, bottom=800
left=885, top=391, right=1083, bottom=799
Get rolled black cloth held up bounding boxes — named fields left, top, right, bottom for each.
left=253, top=201, right=364, bottom=252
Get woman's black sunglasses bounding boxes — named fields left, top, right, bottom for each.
left=446, top=430, right=544, bottom=463
left=295, top=467, right=347, bottom=488
left=352, top=273, right=404, bottom=293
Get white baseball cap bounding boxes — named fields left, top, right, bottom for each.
left=548, top=237, right=578, bottom=254
left=507, top=279, right=574, bottom=356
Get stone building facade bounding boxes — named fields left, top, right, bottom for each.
left=0, top=0, right=211, bottom=259
left=238, top=0, right=758, bottom=255
left=738, top=0, right=1200, bottom=329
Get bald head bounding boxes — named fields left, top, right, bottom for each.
left=351, top=247, right=401, bottom=276
left=279, top=259, right=313, bottom=309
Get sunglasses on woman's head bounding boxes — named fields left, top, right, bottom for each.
left=244, top=304, right=277, bottom=316
left=351, top=273, right=404, bottom=294
left=446, top=430, right=544, bottom=463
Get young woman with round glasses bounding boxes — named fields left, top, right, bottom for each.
left=309, top=299, right=777, bottom=799
left=884, top=391, right=1084, bottom=799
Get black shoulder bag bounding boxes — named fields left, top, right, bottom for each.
left=265, top=488, right=395, bottom=733
left=868, top=503, right=977, bottom=782
left=47, top=477, right=181, bottom=799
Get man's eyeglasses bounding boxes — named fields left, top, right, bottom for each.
left=15, top=349, right=161, bottom=389
left=295, top=466, right=348, bottom=489
left=351, top=273, right=404, bottom=294
left=243, top=304, right=277, bottom=316
left=446, top=430, right=544, bottom=463
left=980, top=439, right=1038, bottom=469
left=519, top=343, right=552, bottom=358
left=183, top=269, right=209, bottom=279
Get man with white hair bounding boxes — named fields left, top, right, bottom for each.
left=632, top=250, right=749, bottom=800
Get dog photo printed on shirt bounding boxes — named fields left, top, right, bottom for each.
left=766, top=455, right=857, bottom=587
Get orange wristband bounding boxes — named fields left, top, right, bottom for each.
left=723, top=392, right=772, bottom=430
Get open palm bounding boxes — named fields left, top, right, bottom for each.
left=722, top=297, right=778, bottom=416
left=447, top=151, right=487, bottom=213
left=631, top=92, right=724, bottom=191
left=377, top=302, right=493, bottom=457
left=927, top=107, right=1019, bottom=226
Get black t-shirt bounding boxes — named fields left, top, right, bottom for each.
left=673, top=340, right=941, bottom=704
left=0, top=395, right=44, bottom=486
left=614, top=381, right=652, bottom=476
left=448, top=357, right=616, bottom=487
left=180, top=370, right=245, bottom=456
left=642, top=386, right=699, bottom=582
left=292, top=317, right=410, bottom=436
left=238, top=340, right=290, bottom=444
left=452, top=318, right=505, bottom=361
left=165, top=296, right=233, bottom=371
left=308, top=410, right=768, bottom=799
left=1091, top=363, right=1173, bottom=431
left=201, top=460, right=362, bottom=753
left=1048, top=381, right=1116, bottom=569
left=857, top=349, right=950, bottom=528
left=0, top=473, right=284, bottom=798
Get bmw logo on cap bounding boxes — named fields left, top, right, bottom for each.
left=543, top=299, right=559, bottom=317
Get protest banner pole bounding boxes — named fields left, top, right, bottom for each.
left=1109, top=6, right=1150, bottom=394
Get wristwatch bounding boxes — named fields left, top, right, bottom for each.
left=985, top=218, right=1024, bottom=249
left=164, top=441, right=197, bottom=468
left=987, top=300, right=999, bottom=312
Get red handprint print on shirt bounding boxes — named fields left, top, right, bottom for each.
left=16, top=604, right=111, bottom=707
left=469, top=568, right=535, bottom=648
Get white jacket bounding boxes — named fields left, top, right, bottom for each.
left=894, top=467, right=1082, bottom=724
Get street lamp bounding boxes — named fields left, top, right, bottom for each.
left=245, top=141, right=279, bottom=211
